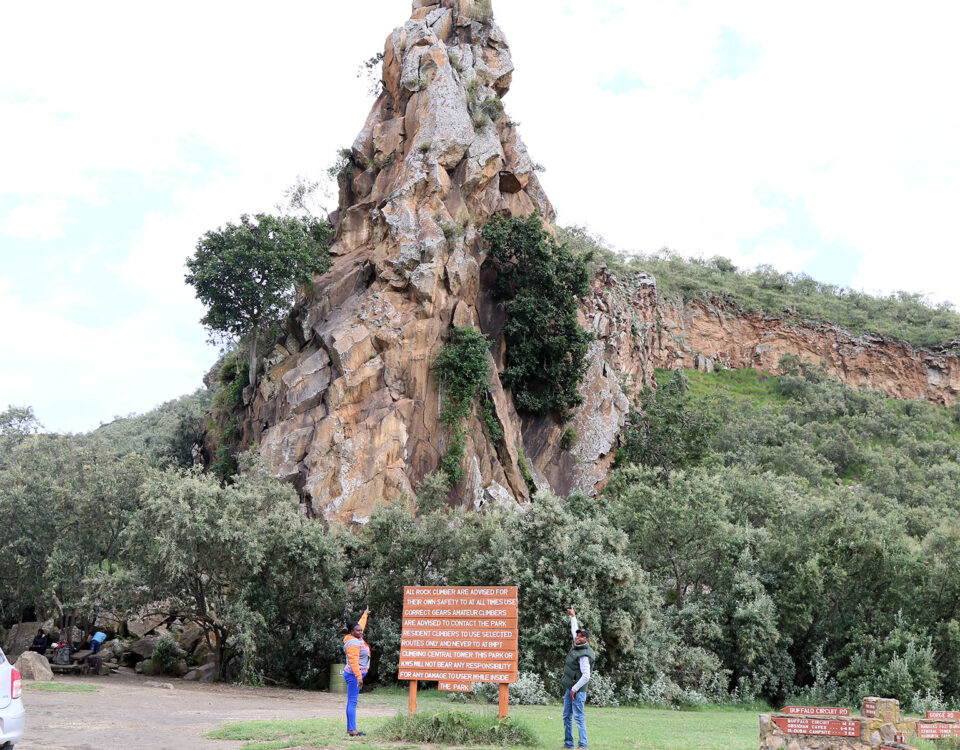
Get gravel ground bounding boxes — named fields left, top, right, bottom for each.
left=16, top=672, right=396, bottom=750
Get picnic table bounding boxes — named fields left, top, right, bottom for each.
left=50, top=649, right=95, bottom=675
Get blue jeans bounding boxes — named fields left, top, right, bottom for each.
left=344, top=671, right=365, bottom=731
left=563, top=690, right=587, bottom=748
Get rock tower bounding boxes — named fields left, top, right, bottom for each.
left=241, top=0, right=640, bottom=523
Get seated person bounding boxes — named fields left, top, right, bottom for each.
left=90, top=631, right=107, bottom=654
left=29, top=629, right=48, bottom=654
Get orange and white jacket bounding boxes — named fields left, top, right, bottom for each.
left=343, top=612, right=370, bottom=676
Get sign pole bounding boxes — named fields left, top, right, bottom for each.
left=409, top=680, right=418, bottom=714
left=498, top=682, right=509, bottom=719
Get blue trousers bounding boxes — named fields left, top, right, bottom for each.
left=563, top=690, right=588, bottom=748
left=344, top=671, right=364, bottom=731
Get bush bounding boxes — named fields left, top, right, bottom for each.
left=433, top=327, right=493, bottom=484
left=151, top=634, right=185, bottom=675
left=483, top=214, right=592, bottom=419
left=588, top=673, right=619, bottom=707
left=379, top=710, right=537, bottom=747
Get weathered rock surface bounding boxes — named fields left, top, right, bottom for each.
left=14, top=651, right=54, bottom=681
left=242, top=0, right=556, bottom=522
left=2, top=622, right=43, bottom=660
left=234, top=1, right=960, bottom=520
left=650, top=297, right=960, bottom=406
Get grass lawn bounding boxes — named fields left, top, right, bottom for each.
left=207, top=687, right=768, bottom=750
left=24, top=681, right=102, bottom=693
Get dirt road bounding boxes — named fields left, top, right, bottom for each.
left=17, top=673, right=397, bottom=750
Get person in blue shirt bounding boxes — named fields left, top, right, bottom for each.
left=89, top=631, right=107, bottom=654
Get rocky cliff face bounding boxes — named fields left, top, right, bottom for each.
left=236, top=1, right=959, bottom=523
left=243, top=0, right=587, bottom=523
left=652, top=297, right=960, bottom=406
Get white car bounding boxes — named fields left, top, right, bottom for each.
left=0, top=648, right=24, bottom=749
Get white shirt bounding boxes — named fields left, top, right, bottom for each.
left=570, top=615, right=591, bottom=693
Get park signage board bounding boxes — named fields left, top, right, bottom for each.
left=399, top=586, right=519, bottom=688
left=926, top=711, right=960, bottom=720
left=772, top=718, right=861, bottom=737
left=780, top=706, right=851, bottom=716
left=917, top=723, right=960, bottom=739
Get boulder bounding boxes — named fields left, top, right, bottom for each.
left=2, top=622, right=42, bottom=660
left=176, top=622, right=204, bottom=653
left=126, top=614, right=166, bottom=638
left=182, top=662, right=216, bottom=683
left=13, top=651, right=54, bottom=682
left=126, top=636, right=159, bottom=661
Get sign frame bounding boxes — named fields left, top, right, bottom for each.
left=400, top=585, right=519, bottom=719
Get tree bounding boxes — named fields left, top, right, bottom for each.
left=89, top=453, right=346, bottom=682
left=482, top=214, right=592, bottom=419
left=615, top=370, right=719, bottom=481
left=185, top=214, right=332, bottom=387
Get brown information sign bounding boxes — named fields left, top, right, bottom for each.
left=918, top=723, right=960, bottom=739
left=862, top=699, right=877, bottom=718
left=772, top=718, right=860, bottom=737
left=927, top=711, right=960, bottom=720
left=400, top=586, right=519, bottom=690
left=781, top=706, right=851, bottom=716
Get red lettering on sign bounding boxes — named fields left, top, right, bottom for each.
left=772, top=717, right=860, bottom=737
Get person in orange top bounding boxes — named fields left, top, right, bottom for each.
left=342, top=608, right=371, bottom=736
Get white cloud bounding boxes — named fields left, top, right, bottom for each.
left=2, top=0, right=960, bottom=432
left=0, top=282, right=217, bottom=433
left=1, top=198, right=68, bottom=240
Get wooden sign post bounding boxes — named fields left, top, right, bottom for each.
left=399, top=586, right=519, bottom=719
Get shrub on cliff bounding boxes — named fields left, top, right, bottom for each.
left=482, top=214, right=592, bottom=420
left=432, top=327, right=493, bottom=485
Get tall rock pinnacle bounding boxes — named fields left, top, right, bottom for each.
left=246, top=0, right=566, bottom=522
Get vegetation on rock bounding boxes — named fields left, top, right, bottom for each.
left=560, top=225, right=960, bottom=350
left=432, top=327, right=493, bottom=485
left=483, top=214, right=592, bottom=420
left=185, top=213, right=333, bottom=387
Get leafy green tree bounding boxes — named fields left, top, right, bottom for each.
left=89, top=453, right=346, bottom=682
left=0, top=406, right=41, bottom=460
left=185, top=214, right=332, bottom=387
left=615, top=370, right=719, bottom=481
left=607, top=466, right=731, bottom=610
left=0, top=435, right=147, bottom=626
left=482, top=214, right=592, bottom=419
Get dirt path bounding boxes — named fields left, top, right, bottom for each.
left=18, top=673, right=398, bottom=750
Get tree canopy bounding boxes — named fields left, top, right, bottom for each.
left=185, top=214, right=332, bottom=386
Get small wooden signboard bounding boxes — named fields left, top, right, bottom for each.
left=781, top=706, right=851, bottom=716
left=400, top=586, right=519, bottom=719
left=926, top=711, right=960, bottom=720
left=917, top=722, right=960, bottom=739
left=862, top=698, right=877, bottom=718
left=772, top=717, right=860, bottom=737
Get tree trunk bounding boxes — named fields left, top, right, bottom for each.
left=248, top=330, right=259, bottom=388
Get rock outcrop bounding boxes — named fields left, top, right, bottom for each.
left=244, top=0, right=563, bottom=523
left=235, top=1, right=960, bottom=522
left=652, top=297, right=960, bottom=406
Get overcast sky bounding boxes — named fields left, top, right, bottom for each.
left=2, top=1, right=959, bottom=433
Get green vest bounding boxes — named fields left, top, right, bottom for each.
left=561, top=642, right=596, bottom=693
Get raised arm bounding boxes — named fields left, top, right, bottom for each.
left=568, top=605, right=578, bottom=641
left=358, top=607, right=370, bottom=631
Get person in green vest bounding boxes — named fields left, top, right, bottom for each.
left=562, top=605, right=595, bottom=749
